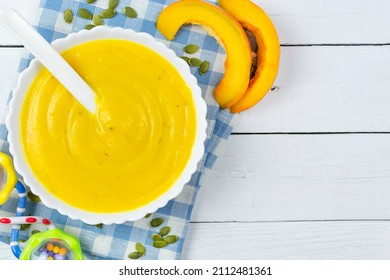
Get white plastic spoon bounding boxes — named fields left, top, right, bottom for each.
left=0, top=9, right=97, bottom=114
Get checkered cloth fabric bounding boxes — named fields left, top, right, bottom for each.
left=0, top=0, right=236, bottom=259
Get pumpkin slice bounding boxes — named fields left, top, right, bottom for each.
left=219, top=0, right=280, bottom=113
left=156, top=0, right=252, bottom=108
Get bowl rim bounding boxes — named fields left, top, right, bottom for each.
left=6, top=26, right=207, bottom=225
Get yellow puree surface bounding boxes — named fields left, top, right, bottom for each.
left=21, top=39, right=196, bottom=213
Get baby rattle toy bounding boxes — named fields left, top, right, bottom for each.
left=0, top=152, right=84, bottom=260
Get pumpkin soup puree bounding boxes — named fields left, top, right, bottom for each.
left=21, top=39, right=196, bottom=212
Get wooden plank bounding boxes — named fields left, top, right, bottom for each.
left=0, top=48, right=25, bottom=90
left=1, top=221, right=389, bottom=259
left=2, top=46, right=390, bottom=133
left=182, top=221, right=390, bottom=259
left=0, top=0, right=40, bottom=45
left=0, top=0, right=389, bottom=45
left=192, top=134, right=390, bottom=222
left=0, top=49, right=25, bottom=113
left=252, top=0, right=390, bottom=44
left=234, top=45, right=390, bottom=132
left=1, top=51, right=390, bottom=222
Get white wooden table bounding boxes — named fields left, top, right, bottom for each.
left=1, top=0, right=390, bottom=260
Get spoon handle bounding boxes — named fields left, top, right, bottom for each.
left=0, top=9, right=96, bottom=113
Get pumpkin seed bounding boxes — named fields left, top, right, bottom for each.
left=151, top=234, right=163, bottom=241
left=184, top=44, right=199, bottom=54
left=135, top=242, right=145, bottom=255
left=128, top=251, right=142, bottom=259
left=84, top=24, right=96, bottom=30
left=86, top=0, right=96, bottom=3
left=93, top=14, right=103, bottom=26
left=78, top=8, right=93, bottom=19
left=20, top=224, right=31, bottom=231
left=153, top=240, right=167, bottom=248
left=31, top=230, right=40, bottom=235
left=164, top=235, right=179, bottom=244
left=180, top=56, right=191, bottom=64
left=27, top=191, right=41, bottom=202
left=124, top=7, right=137, bottom=18
left=100, top=8, right=116, bottom=18
left=150, top=217, right=164, bottom=227
left=64, top=9, right=73, bottom=24
left=199, top=60, right=210, bottom=75
left=159, top=226, right=170, bottom=236
left=19, top=239, right=26, bottom=243
left=94, top=223, right=103, bottom=229
left=144, top=213, right=152, bottom=218
left=189, top=58, right=202, bottom=67
left=109, top=0, right=119, bottom=9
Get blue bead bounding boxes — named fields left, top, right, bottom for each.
left=54, top=254, right=66, bottom=260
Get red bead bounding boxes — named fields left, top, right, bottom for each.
left=42, top=219, right=51, bottom=225
left=25, top=217, right=37, bottom=223
left=0, top=218, right=11, bottom=224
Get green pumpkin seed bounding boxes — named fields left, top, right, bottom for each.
left=184, top=44, right=199, bottom=54
left=19, top=239, right=26, bottom=243
left=128, top=251, right=142, bottom=259
left=144, top=213, right=152, bottom=218
left=78, top=8, right=93, bottom=19
left=150, top=217, right=164, bottom=227
left=94, top=223, right=103, bottom=229
left=31, top=230, right=40, bottom=235
left=84, top=24, right=96, bottom=30
left=135, top=242, right=145, bottom=255
left=153, top=240, right=167, bottom=248
left=124, top=7, right=137, bottom=18
left=27, top=191, right=41, bottom=202
left=64, top=9, right=73, bottom=24
left=151, top=234, right=163, bottom=241
left=86, top=0, right=96, bottom=3
left=189, top=58, right=202, bottom=67
left=109, top=0, right=119, bottom=9
left=20, top=224, right=31, bottom=231
left=199, top=60, right=210, bottom=75
left=159, top=226, right=170, bottom=236
left=164, top=235, right=179, bottom=244
left=100, top=8, right=116, bottom=18
left=92, top=14, right=103, bottom=25
left=180, top=56, right=191, bottom=64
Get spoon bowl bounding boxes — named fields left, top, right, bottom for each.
left=0, top=9, right=96, bottom=113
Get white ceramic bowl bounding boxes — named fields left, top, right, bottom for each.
left=7, top=26, right=207, bottom=224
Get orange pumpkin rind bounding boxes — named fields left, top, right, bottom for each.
left=219, top=0, right=280, bottom=113
left=156, top=0, right=252, bottom=108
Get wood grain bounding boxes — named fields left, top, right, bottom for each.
left=182, top=221, right=390, bottom=259
left=193, top=134, right=390, bottom=222
left=251, top=0, right=390, bottom=44
left=1, top=220, right=388, bottom=260
left=0, top=0, right=40, bottom=45
left=2, top=46, right=390, bottom=133
left=0, top=49, right=25, bottom=95
left=0, top=49, right=26, bottom=128
left=1, top=0, right=390, bottom=45
left=0, top=0, right=389, bottom=261
left=234, top=45, right=390, bottom=133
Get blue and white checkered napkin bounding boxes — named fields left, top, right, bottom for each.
left=0, top=0, right=236, bottom=259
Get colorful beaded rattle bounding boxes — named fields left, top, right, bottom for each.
left=0, top=152, right=84, bottom=260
